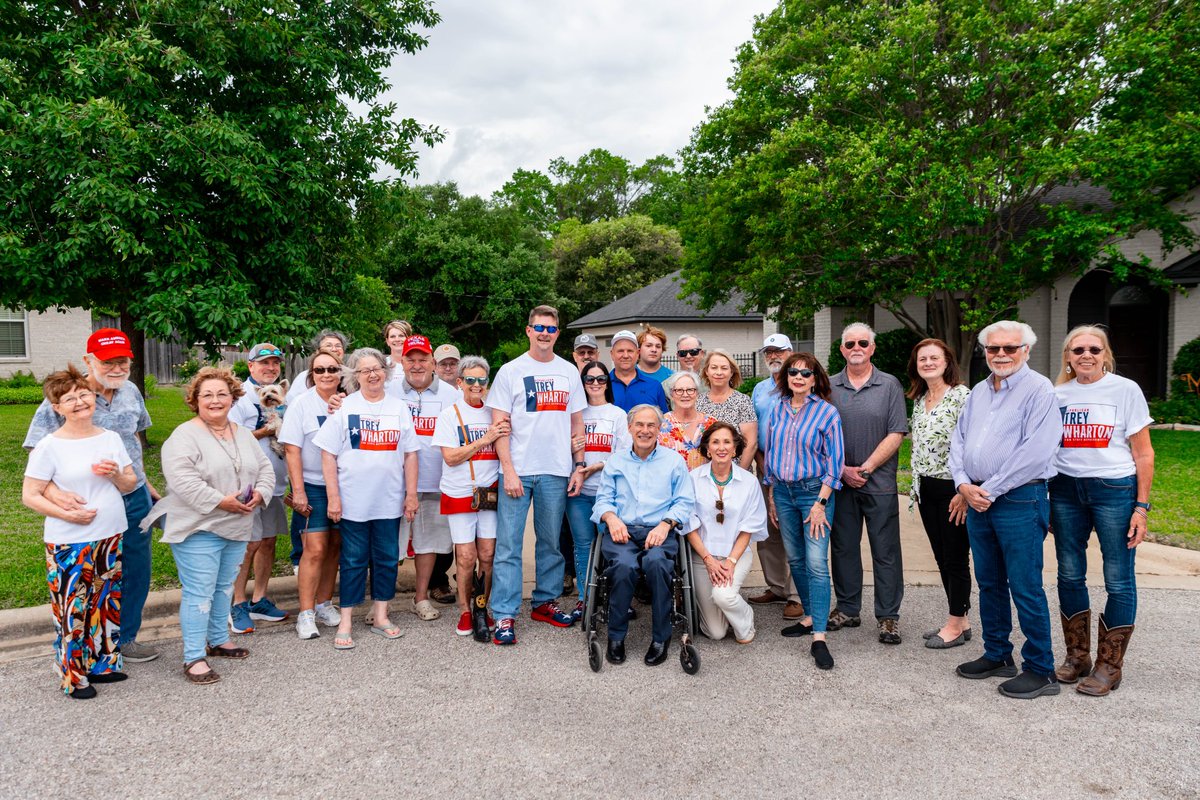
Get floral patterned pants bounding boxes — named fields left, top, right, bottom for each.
left=45, top=533, right=123, bottom=694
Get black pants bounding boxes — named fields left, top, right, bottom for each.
left=916, top=477, right=972, bottom=617
left=430, top=551, right=454, bottom=590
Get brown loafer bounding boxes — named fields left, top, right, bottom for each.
left=783, top=601, right=806, bottom=619
left=746, top=589, right=786, bottom=605
left=206, top=644, right=250, bottom=660
left=183, top=658, right=221, bottom=685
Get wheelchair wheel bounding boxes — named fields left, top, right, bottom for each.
left=587, top=633, right=603, bottom=673
left=680, top=642, right=701, bottom=675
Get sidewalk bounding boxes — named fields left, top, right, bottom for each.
left=3, top=497, right=1198, bottom=661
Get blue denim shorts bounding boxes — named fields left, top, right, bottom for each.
left=290, top=482, right=334, bottom=535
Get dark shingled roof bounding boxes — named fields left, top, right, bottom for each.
left=568, top=271, right=762, bottom=329
left=1164, top=251, right=1200, bottom=287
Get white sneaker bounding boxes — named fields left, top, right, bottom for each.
left=412, top=599, right=441, bottom=621
left=314, top=603, right=341, bottom=627
left=296, top=610, right=320, bottom=640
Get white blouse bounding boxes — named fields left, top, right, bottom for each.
left=686, top=462, right=768, bottom=558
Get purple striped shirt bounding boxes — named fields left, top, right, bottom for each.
left=764, top=394, right=845, bottom=489
left=948, top=364, right=1062, bottom=499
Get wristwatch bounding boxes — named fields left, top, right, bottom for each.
left=859, top=468, right=872, bottom=480
left=1134, top=501, right=1152, bottom=512
left=817, top=496, right=829, bottom=506
left=664, top=518, right=680, bottom=532
left=727, top=553, right=739, bottom=565
left=573, top=461, right=586, bottom=470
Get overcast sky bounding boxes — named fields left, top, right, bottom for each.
left=378, top=0, right=778, bottom=197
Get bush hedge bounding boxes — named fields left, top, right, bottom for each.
left=1170, top=336, right=1200, bottom=398
left=0, top=387, right=45, bottom=405
left=827, top=327, right=923, bottom=382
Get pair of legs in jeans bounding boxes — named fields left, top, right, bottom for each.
left=774, top=479, right=833, bottom=634
left=337, top=517, right=401, bottom=640
left=491, top=473, right=568, bottom=622
left=170, top=531, right=248, bottom=665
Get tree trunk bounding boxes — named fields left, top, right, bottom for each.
left=927, top=291, right=975, bottom=379
left=119, top=305, right=147, bottom=396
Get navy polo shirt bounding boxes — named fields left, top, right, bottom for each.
left=611, top=369, right=670, bottom=413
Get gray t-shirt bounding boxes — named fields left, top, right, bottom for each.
left=829, top=367, right=908, bottom=495
left=24, top=381, right=152, bottom=490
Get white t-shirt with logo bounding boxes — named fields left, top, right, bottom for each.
left=277, top=387, right=335, bottom=486
left=312, top=392, right=421, bottom=521
left=25, top=430, right=133, bottom=544
left=431, top=400, right=501, bottom=497
left=387, top=376, right=462, bottom=493
left=486, top=352, right=586, bottom=477
left=581, top=403, right=632, bottom=496
left=229, top=381, right=288, bottom=496
left=1053, top=373, right=1153, bottom=479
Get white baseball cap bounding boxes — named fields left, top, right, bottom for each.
left=611, top=330, right=639, bottom=347
left=760, top=334, right=793, bottom=351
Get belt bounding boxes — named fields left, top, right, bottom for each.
left=971, top=479, right=1047, bottom=488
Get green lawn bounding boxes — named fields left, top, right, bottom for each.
left=1, top=391, right=1197, bottom=609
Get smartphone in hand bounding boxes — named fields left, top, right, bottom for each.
left=238, top=484, right=254, bottom=504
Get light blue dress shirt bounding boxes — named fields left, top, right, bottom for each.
left=591, top=444, right=695, bottom=528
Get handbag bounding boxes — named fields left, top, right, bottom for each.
left=455, top=405, right=499, bottom=512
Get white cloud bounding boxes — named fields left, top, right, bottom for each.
left=376, top=0, right=777, bottom=196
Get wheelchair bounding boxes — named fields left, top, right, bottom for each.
left=581, top=528, right=701, bottom=674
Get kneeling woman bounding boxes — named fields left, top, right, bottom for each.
left=685, top=422, right=768, bottom=644
left=432, top=356, right=509, bottom=638
left=23, top=365, right=137, bottom=698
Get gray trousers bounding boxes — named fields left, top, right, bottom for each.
left=830, top=490, right=903, bottom=620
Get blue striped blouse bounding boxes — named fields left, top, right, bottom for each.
left=764, top=393, right=845, bottom=489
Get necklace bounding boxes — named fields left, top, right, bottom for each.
left=204, top=421, right=242, bottom=474
left=710, top=468, right=734, bottom=487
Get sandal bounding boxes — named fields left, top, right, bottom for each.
left=370, top=622, right=404, bottom=640
left=412, top=599, right=441, bottom=621
left=183, top=658, right=221, bottom=685
left=334, top=633, right=356, bottom=650
left=206, top=643, right=250, bottom=660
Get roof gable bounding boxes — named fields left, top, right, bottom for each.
left=569, top=271, right=761, bottom=328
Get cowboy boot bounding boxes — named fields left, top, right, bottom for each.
left=1077, top=615, right=1134, bottom=697
left=1054, top=609, right=1092, bottom=683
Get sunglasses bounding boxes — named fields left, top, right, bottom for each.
left=677, top=348, right=702, bottom=358
left=984, top=345, right=1026, bottom=355
left=1070, top=346, right=1104, bottom=356
left=253, top=347, right=283, bottom=358
left=583, top=375, right=609, bottom=385
left=787, top=368, right=814, bottom=378
left=530, top=324, right=559, bottom=334
left=715, top=498, right=725, bottom=525
left=461, top=376, right=489, bottom=386
left=843, top=339, right=870, bottom=349
left=311, top=366, right=340, bottom=375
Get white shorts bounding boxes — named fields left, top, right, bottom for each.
left=447, top=510, right=498, bottom=545
left=251, top=495, right=288, bottom=542
left=409, top=494, right=453, bottom=554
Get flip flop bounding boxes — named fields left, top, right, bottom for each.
left=333, top=634, right=356, bottom=650
left=370, top=623, right=403, bottom=640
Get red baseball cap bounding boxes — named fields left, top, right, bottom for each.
left=402, top=335, right=433, bottom=356
left=87, top=328, right=135, bottom=361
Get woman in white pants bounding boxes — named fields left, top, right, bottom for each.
left=685, top=422, right=768, bottom=643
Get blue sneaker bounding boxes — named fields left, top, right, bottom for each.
left=248, top=597, right=288, bottom=622
left=568, top=600, right=584, bottom=625
left=492, top=618, right=517, bottom=645
left=229, top=602, right=255, bottom=634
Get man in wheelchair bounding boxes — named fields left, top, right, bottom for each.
left=590, top=404, right=695, bottom=666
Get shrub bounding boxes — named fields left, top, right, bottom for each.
left=176, top=357, right=201, bottom=383
left=0, top=370, right=39, bottom=388
left=1149, top=394, right=1200, bottom=425
left=231, top=360, right=250, bottom=380
left=1170, top=336, right=1200, bottom=398
left=738, top=375, right=767, bottom=396
left=143, top=374, right=157, bottom=398
left=0, top=386, right=46, bottom=405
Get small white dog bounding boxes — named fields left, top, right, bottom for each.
left=256, top=380, right=289, bottom=459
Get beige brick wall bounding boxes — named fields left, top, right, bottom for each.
left=0, top=307, right=93, bottom=380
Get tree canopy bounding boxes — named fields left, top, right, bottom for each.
left=681, top=0, right=1200, bottom=369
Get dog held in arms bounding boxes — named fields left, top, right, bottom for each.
left=256, top=381, right=289, bottom=459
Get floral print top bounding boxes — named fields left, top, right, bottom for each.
left=658, top=412, right=718, bottom=471
left=696, top=390, right=757, bottom=427
left=908, top=383, right=970, bottom=503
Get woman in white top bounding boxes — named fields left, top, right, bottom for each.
left=432, top=356, right=510, bottom=638
left=279, top=348, right=346, bottom=640
left=1050, top=325, right=1155, bottom=696
left=685, top=421, right=768, bottom=644
left=286, top=329, right=349, bottom=404
left=23, top=364, right=137, bottom=699
left=564, top=361, right=631, bottom=622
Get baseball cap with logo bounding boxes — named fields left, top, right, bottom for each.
left=573, top=334, right=599, bottom=351
left=760, top=334, right=794, bottom=352
left=610, top=330, right=639, bottom=348
left=87, top=328, right=135, bottom=361
left=248, top=343, right=284, bottom=362
left=433, top=344, right=460, bottom=362
left=402, top=335, right=433, bottom=356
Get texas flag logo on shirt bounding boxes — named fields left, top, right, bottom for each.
left=523, top=376, right=569, bottom=412
left=585, top=419, right=615, bottom=453
left=459, top=423, right=499, bottom=461
left=1060, top=403, right=1116, bottom=448
left=407, top=400, right=442, bottom=437
left=348, top=414, right=402, bottom=451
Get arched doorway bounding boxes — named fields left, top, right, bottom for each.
left=1067, top=271, right=1168, bottom=397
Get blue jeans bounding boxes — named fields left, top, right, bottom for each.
left=1050, top=474, right=1138, bottom=627
left=339, top=517, right=400, bottom=607
left=774, top=479, right=834, bottom=634
left=601, top=524, right=679, bottom=643
left=566, top=493, right=599, bottom=602
left=120, top=483, right=153, bottom=643
left=967, top=481, right=1055, bottom=676
left=491, top=474, right=568, bottom=620
left=169, top=532, right=247, bottom=663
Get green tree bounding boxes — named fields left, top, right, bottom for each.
left=551, top=214, right=684, bottom=322
left=0, top=0, right=441, bottom=388
left=681, top=0, right=1200, bottom=372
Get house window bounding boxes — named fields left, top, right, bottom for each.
left=0, top=309, right=28, bottom=358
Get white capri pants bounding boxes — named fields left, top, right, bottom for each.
left=690, top=551, right=755, bottom=642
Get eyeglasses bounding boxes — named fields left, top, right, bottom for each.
left=583, top=375, right=609, bottom=385
left=311, top=366, right=340, bottom=375
left=715, top=498, right=725, bottom=524
left=787, top=368, right=814, bottom=378
left=672, top=387, right=698, bottom=396
left=355, top=366, right=385, bottom=376
left=253, top=348, right=283, bottom=358
left=984, top=345, right=1027, bottom=355
left=1070, top=346, right=1104, bottom=356
left=843, top=339, right=870, bottom=350
left=58, top=390, right=94, bottom=405
left=677, top=348, right=702, bottom=358
left=198, top=392, right=232, bottom=401
left=530, top=324, right=559, bottom=334
left=461, top=376, right=489, bottom=386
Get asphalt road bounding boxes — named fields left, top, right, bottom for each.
left=1, top=584, right=1197, bottom=800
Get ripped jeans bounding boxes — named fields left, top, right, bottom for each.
left=170, top=531, right=248, bottom=663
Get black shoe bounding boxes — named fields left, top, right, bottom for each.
left=606, top=639, right=626, bottom=665
left=89, top=672, right=128, bottom=684
left=811, top=641, right=834, bottom=670
left=956, top=655, right=1018, bottom=680
left=429, top=586, right=456, bottom=605
left=781, top=622, right=813, bottom=638
left=644, top=641, right=669, bottom=666
left=69, top=685, right=98, bottom=700
left=627, top=606, right=638, bottom=621
left=998, top=671, right=1061, bottom=699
